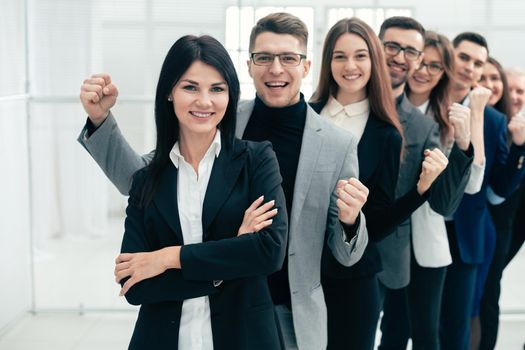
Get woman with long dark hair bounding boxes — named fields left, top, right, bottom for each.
left=309, top=18, right=447, bottom=350
left=108, top=35, right=288, bottom=350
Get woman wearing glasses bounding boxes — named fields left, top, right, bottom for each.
left=309, top=18, right=447, bottom=350
left=399, top=31, right=487, bottom=349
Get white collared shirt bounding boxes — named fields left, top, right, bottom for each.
left=169, top=130, right=222, bottom=350
left=320, top=96, right=370, bottom=141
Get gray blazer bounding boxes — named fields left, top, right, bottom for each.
left=78, top=99, right=368, bottom=350
left=376, top=94, right=472, bottom=289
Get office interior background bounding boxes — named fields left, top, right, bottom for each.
left=1, top=0, right=524, bottom=348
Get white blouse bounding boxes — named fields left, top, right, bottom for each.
left=169, top=130, right=222, bottom=350
left=320, top=96, right=370, bottom=141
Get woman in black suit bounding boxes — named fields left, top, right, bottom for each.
left=309, top=18, right=446, bottom=350
left=110, top=35, right=288, bottom=350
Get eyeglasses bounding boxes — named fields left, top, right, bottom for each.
left=250, top=52, right=306, bottom=67
left=383, top=41, right=422, bottom=61
left=417, top=61, right=444, bottom=75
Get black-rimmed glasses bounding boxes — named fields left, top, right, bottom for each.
left=417, top=61, right=445, bottom=75
left=383, top=41, right=422, bottom=61
left=250, top=52, right=306, bottom=67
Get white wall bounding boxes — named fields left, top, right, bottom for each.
left=0, top=0, right=32, bottom=333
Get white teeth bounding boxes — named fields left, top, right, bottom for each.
left=343, top=74, right=359, bottom=80
left=266, top=82, right=287, bottom=87
left=191, top=112, right=213, bottom=118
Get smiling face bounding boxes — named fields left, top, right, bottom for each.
left=247, top=31, right=310, bottom=108
left=408, top=46, right=445, bottom=98
left=170, top=60, right=229, bottom=140
left=382, top=27, right=424, bottom=91
left=453, top=40, right=488, bottom=90
left=330, top=33, right=371, bottom=105
left=507, top=73, right=525, bottom=115
left=479, top=62, right=504, bottom=106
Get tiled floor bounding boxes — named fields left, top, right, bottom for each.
left=1, top=217, right=524, bottom=349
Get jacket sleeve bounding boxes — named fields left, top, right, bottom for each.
left=425, top=122, right=474, bottom=216
left=120, top=170, right=218, bottom=306
left=326, top=135, right=368, bottom=267
left=180, top=142, right=288, bottom=281
left=489, top=115, right=525, bottom=197
left=77, top=112, right=154, bottom=195
left=364, top=129, right=429, bottom=241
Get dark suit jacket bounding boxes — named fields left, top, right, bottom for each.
left=453, top=106, right=525, bottom=264
left=121, top=138, right=288, bottom=350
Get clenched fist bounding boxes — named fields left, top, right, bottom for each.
left=417, top=148, right=449, bottom=194
left=448, top=103, right=471, bottom=151
left=509, top=114, right=525, bottom=146
left=79, top=73, right=119, bottom=126
left=468, top=85, right=492, bottom=117
left=336, top=178, right=369, bottom=225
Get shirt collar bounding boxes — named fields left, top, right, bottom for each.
left=170, top=129, right=222, bottom=169
left=325, top=96, right=370, bottom=118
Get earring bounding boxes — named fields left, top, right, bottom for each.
left=167, top=96, right=173, bottom=101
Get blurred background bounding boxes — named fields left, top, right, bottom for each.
left=1, top=0, right=524, bottom=348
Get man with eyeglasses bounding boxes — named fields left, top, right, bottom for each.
left=375, top=17, right=475, bottom=350
left=440, top=32, right=525, bottom=350
left=77, top=12, right=369, bottom=350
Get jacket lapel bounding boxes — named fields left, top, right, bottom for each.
left=358, top=115, right=383, bottom=184
left=289, top=106, right=323, bottom=230
left=153, top=163, right=184, bottom=243
left=202, top=140, right=247, bottom=238
left=236, top=100, right=255, bottom=138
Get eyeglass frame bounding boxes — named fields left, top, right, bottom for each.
left=250, top=52, right=307, bottom=67
left=417, top=61, right=445, bottom=75
left=382, top=41, right=423, bottom=61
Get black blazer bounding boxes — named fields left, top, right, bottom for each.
left=310, top=101, right=425, bottom=279
left=121, top=138, right=288, bottom=350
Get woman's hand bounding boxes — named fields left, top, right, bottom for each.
left=79, top=73, right=118, bottom=126
left=448, top=103, right=471, bottom=151
left=115, top=246, right=181, bottom=296
left=237, top=195, right=278, bottom=236
left=417, top=148, right=449, bottom=194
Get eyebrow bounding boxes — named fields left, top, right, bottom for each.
left=333, top=49, right=369, bottom=54
left=180, top=79, right=227, bottom=86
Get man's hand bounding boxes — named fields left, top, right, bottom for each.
left=509, top=114, right=525, bottom=146
left=237, top=195, right=278, bottom=236
left=417, top=148, right=449, bottom=194
left=448, top=103, right=471, bottom=151
left=79, top=73, right=118, bottom=127
left=468, top=85, right=492, bottom=116
left=336, top=178, right=369, bottom=225
left=115, top=246, right=180, bottom=296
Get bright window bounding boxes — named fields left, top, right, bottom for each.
left=225, top=6, right=314, bottom=100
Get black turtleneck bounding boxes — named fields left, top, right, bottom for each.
left=243, top=94, right=307, bottom=307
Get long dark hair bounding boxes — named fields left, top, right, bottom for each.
left=310, top=17, right=401, bottom=138
left=141, top=35, right=240, bottom=206
left=485, top=57, right=512, bottom=121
